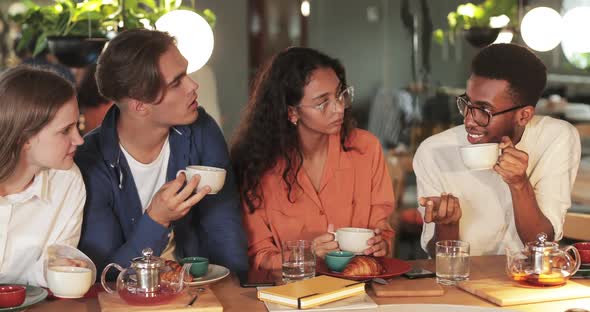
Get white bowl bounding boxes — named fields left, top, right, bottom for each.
left=47, top=266, right=92, bottom=298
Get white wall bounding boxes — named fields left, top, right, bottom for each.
left=193, top=0, right=249, bottom=139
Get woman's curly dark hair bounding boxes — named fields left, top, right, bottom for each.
left=231, top=47, right=356, bottom=213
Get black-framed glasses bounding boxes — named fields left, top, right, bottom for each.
left=297, top=85, right=354, bottom=114
left=456, top=94, right=523, bottom=127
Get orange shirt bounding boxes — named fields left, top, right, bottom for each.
left=242, top=129, right=395, bottom=270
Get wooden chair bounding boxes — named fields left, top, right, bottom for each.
left=385, top=150, right=424, bottom=257
left=575, top=123, right=590, bottom=137
left=563, top=213, right=590, bottom=241
left=386, top=151, right=408, bottom=211
left=385, top=152, right=404, bottom=257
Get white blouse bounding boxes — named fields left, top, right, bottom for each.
left=0, top=165, right=86, bottom=287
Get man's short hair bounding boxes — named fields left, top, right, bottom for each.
left=471, top=43, right=547, bottom=107
left=95, top=29, right=176, bottom=104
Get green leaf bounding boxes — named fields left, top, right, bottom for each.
left=33, top=33, right=47, bottom=57
left=16, top=26, right=35, bottom=52
left=202, top=9, right=216, bottom=29
left=433, top=29, right=445, bottom=45
left=136, top=0, right=157, bottom=10
left=55, top=10, right=71, bottom=35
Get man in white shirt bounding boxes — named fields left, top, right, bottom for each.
left=414, top=43, right=581, bottom=256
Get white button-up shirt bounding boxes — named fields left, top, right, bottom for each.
left=0, top=165, right=86, bottom=287
left=414, top=116, right=581, bottom=256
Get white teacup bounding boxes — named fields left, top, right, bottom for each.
left=177, top=165, right=226, bottom=194
left=47, top=266, right=92, bottom=298
left=331, top=227, right=375, bottom=254
left=460, top=143, right=499, bottom=170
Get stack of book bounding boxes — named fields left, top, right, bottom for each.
left=257, top=275, right=367, bottom=310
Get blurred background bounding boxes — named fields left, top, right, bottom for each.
left=1, top=0, right=589, bottom=259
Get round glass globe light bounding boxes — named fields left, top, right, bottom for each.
left=561, top=5, right=590, bottom=69
left=520, top=7, right=563, bottom=52
left=156, top=10, right=214, bottom=74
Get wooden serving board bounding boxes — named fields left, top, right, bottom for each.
left=372, top=278, right=444, bottom=297
left=457, top=277, right=590, bottom=306
left=98, top=286, right=223, bottom=312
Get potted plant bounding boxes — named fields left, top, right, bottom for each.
left=10, top=0, right=216, bottom=67
left=434, top=0, right=517, bottom=48
left=10, top=0, right=117, bottom=67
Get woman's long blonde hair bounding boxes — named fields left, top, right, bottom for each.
left=0, top=66, right=75, bottom=182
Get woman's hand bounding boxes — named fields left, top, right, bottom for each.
left=312, top=224, right=339, bottom=259
left=362, top=228, right=389, bottom=257
left=51, top=258, right=89, bottom=268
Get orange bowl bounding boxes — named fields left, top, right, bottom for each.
left=573, top=242, right=590, bottom=264
left=0, top=285, right=26, bottom=308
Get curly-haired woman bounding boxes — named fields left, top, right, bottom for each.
left=231, top=47, right=395, bottom=271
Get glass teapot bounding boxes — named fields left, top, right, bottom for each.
left=506, top=233, right=581, bottom=286
left=101, top=248, right=190, bottom=305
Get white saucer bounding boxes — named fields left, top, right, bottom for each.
left=185, top=264, right=230, bottom=286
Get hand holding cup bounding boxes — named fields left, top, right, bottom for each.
left=363, top=228, right=389, bottom=257
left=312, top=224, right=339, bottom=259
left=494, top=136, right=529, bottom=188
left=147, top=173, right=211, bottom=227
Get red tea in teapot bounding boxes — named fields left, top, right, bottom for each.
left=510, top=271, right=567, bottom=286
left=118, top=285, right=178, bottom=306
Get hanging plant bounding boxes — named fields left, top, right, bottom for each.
left=9, top=0, right=216, bottom=58
left=433, top=0, right=517, bottom=48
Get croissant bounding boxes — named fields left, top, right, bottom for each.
left=160, top=260, right=193, bottom=283
left=341, top=256, right=384, bottom=276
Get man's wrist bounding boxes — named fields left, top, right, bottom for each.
left=435, top=223, right=460, bottom=239
left=437, top=222, right=460, bottom=231
left=508, top=178, right=531, bottom=192
left=146, top=208, right=170, bottom=228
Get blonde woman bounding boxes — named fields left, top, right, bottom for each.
left=0, top=66, right=85, bottom=287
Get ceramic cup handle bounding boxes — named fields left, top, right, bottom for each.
left=101, top=263, right=124, bottom=294
left=328, top=231, right=338, bottom=242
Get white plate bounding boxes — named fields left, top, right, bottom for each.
left=0, top=285, right=48, bottom=312
left=185, top=264, right=230, bottom=286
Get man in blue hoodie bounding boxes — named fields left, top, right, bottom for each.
left=75, top=29, right=248, bottom=277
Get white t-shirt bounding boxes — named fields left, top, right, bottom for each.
left=0, top=165, right=86, bottom=287
left=414, top=116, right=581, bottom=256
left=120, top=136, right=170, bottom=212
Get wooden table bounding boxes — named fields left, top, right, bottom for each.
left=28, top=256, right=590, bottom=311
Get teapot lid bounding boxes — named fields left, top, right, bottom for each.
left=527, top=233, right=558, bottom=251
left=131, top=248, right=164, bottom=269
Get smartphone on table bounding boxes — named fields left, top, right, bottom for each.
left=402, top=267, right=436, bottom=279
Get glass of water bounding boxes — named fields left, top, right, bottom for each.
left=281, top=240, right=316, bottom=283
left=436, top=240, right=470, bottom=285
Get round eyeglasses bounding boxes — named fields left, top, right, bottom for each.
left=297, top=86, right=354, bottom=113
left=456, top=94, right=523, bottom=127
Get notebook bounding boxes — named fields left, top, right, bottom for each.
left=262, top=293, right=377, bottom=311
left=257, top=275, right=366, bottom=309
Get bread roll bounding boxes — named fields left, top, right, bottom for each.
left=341, top=256, right=384, bottom=276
